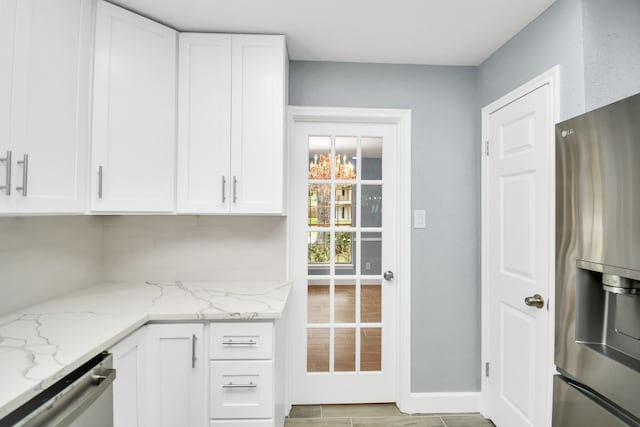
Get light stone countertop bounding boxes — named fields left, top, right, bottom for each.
left=0, top=280, right=291, bottom=419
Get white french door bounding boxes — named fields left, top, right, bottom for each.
left=483, top=72, right=556, bottom=427
left=290, top=119, right=398, bottom=404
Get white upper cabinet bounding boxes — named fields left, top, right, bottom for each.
left=92, top=0, right=177, bottom=213
left=177, top=33, right=232, bottom=213
left=0, top=0, right=92, bottom=214
left=0, top=0, right=17, bottom=213
left=177, top=33, right=287, bottom=215
left=230, top=35, right=286, bottom=214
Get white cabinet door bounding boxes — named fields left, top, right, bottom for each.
left=176, top=34, right=286, bottom=215
left=177, top=33, right=231, bottom=214
left=210, top=361, right=274, bottom=420
left=147, top=324, right=206, bottom=427
left=1, top=0, right=91, bottom=214
left=110, top=327, right=148, bottom=427
left=0, top=0, right=17, bottom=211
left=92, top=0, right=176, bottom=213
left=230, top=35, right=286, bottom=214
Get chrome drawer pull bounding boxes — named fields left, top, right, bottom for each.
left=191, top=334, right=197, bottom=368
left=221, top=176, right=227, bottom=203
left=97, top=166, right=103, bottom=199
left=232, top=176, right=238, bottom=203
left=223, top=381, right=257, bottom=389
left=0, top=150, right=11, bottom=195
left=222, top=338, right=257, bottom=346
left=16, top=154, right=28, bottom=196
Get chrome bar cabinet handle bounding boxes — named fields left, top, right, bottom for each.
left=223, top=338, right=257, bottom=346
left=191, top=334, right=197, bottom=368
left=97, top=166, right=103, bottom=199
left=221, top=176, right=227, bottom=203
left=233, top=176, right=238, bottom=203
left=0, top=150, right=11, bottom=195
left=222, top=381, right=257, bottom=389
left=16, top=154, right=28, bottom=196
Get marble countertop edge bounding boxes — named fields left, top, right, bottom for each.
left=0, top=280, right=291, bottom=419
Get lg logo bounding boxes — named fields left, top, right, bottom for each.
left=560, top=129, right=574, bottom=137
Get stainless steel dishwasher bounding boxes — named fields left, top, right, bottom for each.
left=0, top=352, right=115, bottom=427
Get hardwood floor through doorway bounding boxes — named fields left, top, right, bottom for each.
left=307, top=285, right=382, bottom=372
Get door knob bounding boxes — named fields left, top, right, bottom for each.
left=524, top=294, right=544, bottom=309
left=383, top=271, right=394, bottom=281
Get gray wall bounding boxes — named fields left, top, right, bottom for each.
left=479, top=0, right=640, bottom=120
left=582, top=0, right=640, bottom=111
left=478, top=0, right=586, bottom=121
left=290, top=61, right=480, bottom=392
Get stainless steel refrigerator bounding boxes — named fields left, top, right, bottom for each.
left=554, top=92, right=640, bottom=426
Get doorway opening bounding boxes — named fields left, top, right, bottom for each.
left=288, top=108, right=411, bottom=408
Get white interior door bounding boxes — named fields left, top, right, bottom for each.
left=485, top=83, right=553, bottom=426
left=291, top=120, right=397, bottom=404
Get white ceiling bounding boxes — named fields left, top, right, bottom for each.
left=111, top=0, right=557, bottom=66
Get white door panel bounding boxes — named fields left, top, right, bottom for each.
left=146, top=324, right=205, bottom=427
left=230, top=35, right=285, bottom=214
left=92, top=0, right=176, bottom=212
left=10, top=0, right=91, bottom=213
left=486, top=84, right=552, bottom=427
left=110, top=326, right=148, bottom=427
left=0, top=0, right=17, bottom=211
left=291, top=121, right=397, bottom=403
left=177, top=33, right=232, bottom=213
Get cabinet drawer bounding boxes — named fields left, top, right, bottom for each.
left=210, top=420, right=273, bottom=427
left=210, top=322, right=273, bottom=360
left=210, top=361, right=273, bottom=419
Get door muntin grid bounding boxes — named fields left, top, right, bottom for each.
left=307, top=135, right=383, bottom=374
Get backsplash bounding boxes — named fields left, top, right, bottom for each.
left=0, top=216, right=104, bottom=314
left=0, top=215, right=287, bottom=316
left=101, top=215, right=287, bottom=283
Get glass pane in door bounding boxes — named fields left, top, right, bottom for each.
left=307, top=328, right=330, bottom=372
left=309, top=184, right=331, bottom=227
left=361, top=137, right=382, bottom=180
left=308, top=282, right=330, bottom=323
left=360, top=328, right=382, bottom=371
left=308, top=231, right=330, bottom=276
left=306, top=135, right=384, bottom=374
left=335, top=328, right=356, bottom=372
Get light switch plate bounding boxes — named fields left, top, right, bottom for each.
left=414, top=210, right=426, bottom=228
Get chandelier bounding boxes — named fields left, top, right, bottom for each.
left=309, top=152, right=356, bottom=180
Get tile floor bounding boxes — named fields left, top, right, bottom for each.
left=285, top=404, right=495, bottom=427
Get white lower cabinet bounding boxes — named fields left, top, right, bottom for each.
left=110, top=321, right=281, bottom=427
left=110, top=327, right=148, bottom=427
left=210, top=361, right=274, bottom=419
left=146, top=323, right=206, bottom=427
left=209, top=322, right=276, bottom=426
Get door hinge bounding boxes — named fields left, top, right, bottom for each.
left=485, top=362, right=490, bottom=377
left=485, top=140, right=490, bottom=156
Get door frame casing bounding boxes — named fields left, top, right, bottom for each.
left=286, top=106, right=412, bottom=411
left=480, top=66, right=560, bottom=424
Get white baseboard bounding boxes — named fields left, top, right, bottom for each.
left=398, top=392, right=482, bottom=415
